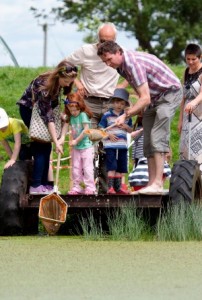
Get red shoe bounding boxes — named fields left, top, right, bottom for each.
left=107, top=187, right=116, bottom=194
left=116, top=188, right=130, bottom=195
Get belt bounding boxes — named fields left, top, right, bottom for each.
left=86, top=96, right=110, bottom=101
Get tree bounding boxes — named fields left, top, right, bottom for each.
left=52, top=0, right=202, bottom=63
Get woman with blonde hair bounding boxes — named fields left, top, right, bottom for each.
left=17, top=60, right=78, bottom=194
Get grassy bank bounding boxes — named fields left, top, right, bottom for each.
left=0, top=65, right=184, bottom=192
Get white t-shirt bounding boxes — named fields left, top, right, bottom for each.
left=66, top=43, right=119, bottom=98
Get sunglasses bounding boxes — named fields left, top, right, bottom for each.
left=66, top=66, right=78, bottom=73
left=59, top=66, right=78, bottom=75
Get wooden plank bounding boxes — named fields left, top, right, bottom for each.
left=20, top=191, right=169, bottom=209
left=136, top=195, right=163, bottom=208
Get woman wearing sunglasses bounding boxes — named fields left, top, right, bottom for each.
left=17, top=60, right=78, bottom=194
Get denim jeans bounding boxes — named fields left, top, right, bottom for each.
left=19, top=104, right=52, bottom=187
left=31, top=141, right=52, bottom=187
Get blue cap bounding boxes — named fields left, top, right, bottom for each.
left=110, top=88, right=130, bottom=106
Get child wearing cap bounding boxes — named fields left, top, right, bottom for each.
left=98, top=88, right=133, bottom=194
left=0, top=108, right=31, bottom=169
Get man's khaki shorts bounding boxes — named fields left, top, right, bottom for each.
left=143, top=87, right=183, bottom=157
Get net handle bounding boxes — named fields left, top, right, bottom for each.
left=55, top=153, right=61, bottom=193
left=104, top=123, right=116, bottom=131
left=188, top=113, right=192, bottom=160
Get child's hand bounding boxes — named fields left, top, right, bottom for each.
left=131, top=128, right=143, bottom=138
left=69, top=140, right=77, bottom=146
left=108, top=134, right=118, bottom=142
left=4, top=159, right=16, bottom=169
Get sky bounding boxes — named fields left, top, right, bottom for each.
left=0, top=0, right=138, bottom=68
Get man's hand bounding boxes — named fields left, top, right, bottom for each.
left=118, top=123, right=132, bottom=132
left=115, top=113, right=127, bottom=126
left=74, top=79, right=87, bottom=97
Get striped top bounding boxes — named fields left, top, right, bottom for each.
left=128, top=157, right=171, bottom=187
left=118, top=50, right=181, bottom=103
left=132, top=126, right=144, bottom=160
left=98, top=109, right=132, bottom=149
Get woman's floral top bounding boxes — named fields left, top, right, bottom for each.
left=17, top=75, right=61, bottom=125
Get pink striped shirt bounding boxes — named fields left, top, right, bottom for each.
left=118, top=50, right=181, bottom=102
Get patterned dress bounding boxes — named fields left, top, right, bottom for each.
left=179, top=67, right=202, bottom=170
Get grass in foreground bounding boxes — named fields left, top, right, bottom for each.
left=77, top=210, right=105, bottom=241
left=75, top=202, right=202, bottom=242
left=77, top=205, right=151, bottom=241
left=107, top=205, right=151, bottom=241
left=156, top=201, right=202, bottom=241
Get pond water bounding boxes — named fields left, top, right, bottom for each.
left=0, top=237, right=202, bottom=300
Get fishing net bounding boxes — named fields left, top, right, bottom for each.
left=39, top=193, right=68, bottom=235
left=84, top=128, right=109, bottom=142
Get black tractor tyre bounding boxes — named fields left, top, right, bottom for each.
left=0, top=160, right=38, bottom=235
left=169, top=160, right=202, bottom=205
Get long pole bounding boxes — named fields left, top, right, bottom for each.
left=188, top=113, right=192, bottom=160
left=0, top=36, right=19, bottom=67
left=42, top=23, right=48, bottom=67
